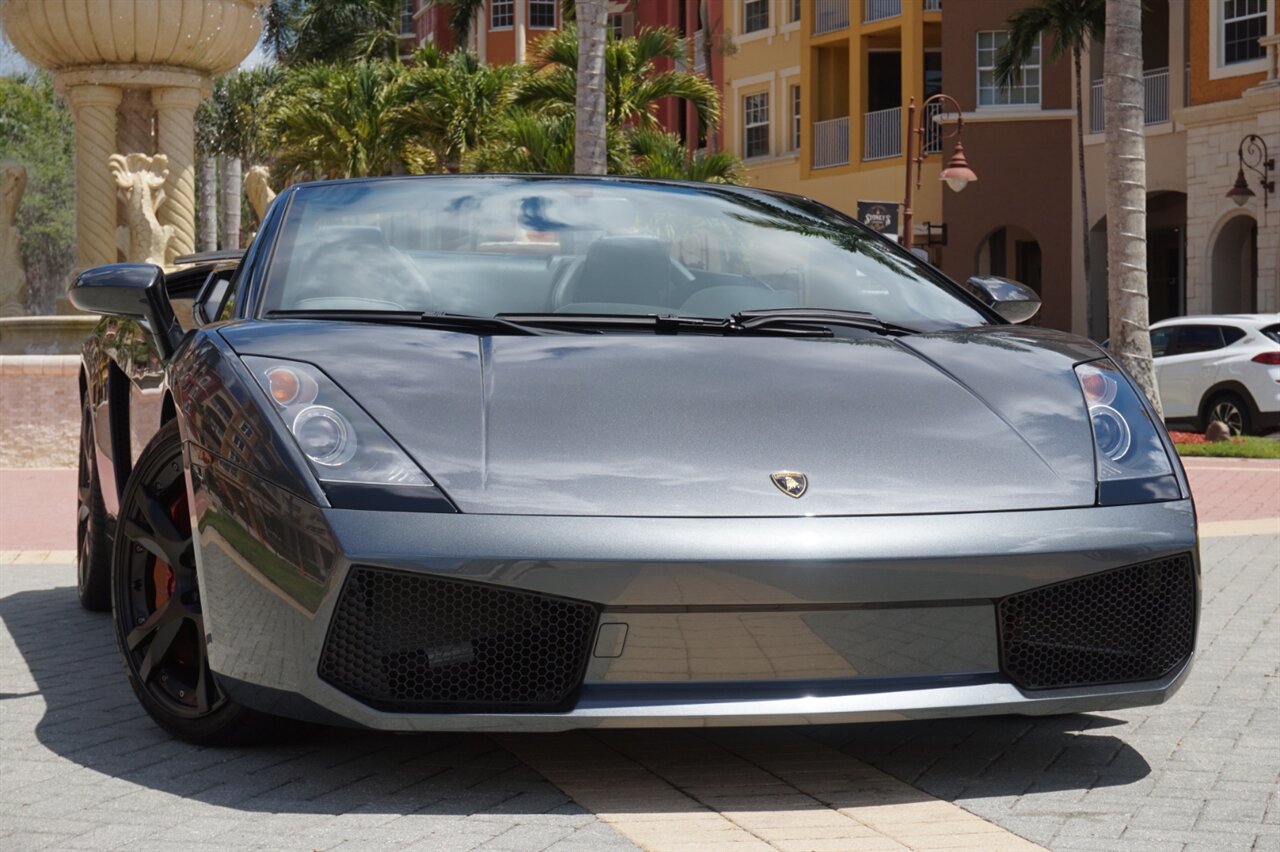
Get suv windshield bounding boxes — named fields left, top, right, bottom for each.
left=260, top=177, right=989, bottom=330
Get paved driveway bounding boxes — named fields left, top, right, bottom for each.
left=2, top=530, right=1277, bottom=851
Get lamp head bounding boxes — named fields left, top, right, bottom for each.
left=1226, top=167, right=1255, bottom=207
left=940, top=141, right=977, bottom=193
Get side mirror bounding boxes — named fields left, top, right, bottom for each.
left=962, top=275, right=1041, bottom=324
left=68, top=263, right=183, bottom=358
left=194, top=269, right=232, bottom=326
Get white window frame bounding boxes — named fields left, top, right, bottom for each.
left=743, top=91, right=770, bottom=159
left=528, top=0, right=556, bottom=30
left=491, top=0, right=514, bottom=30
left=743, top=0, right=770, bottom=34
left=791, top=84, right=801, bottom=151
left=976, top=30, right=1041, bottom=109
left=1210, top=0, right=1274, bottom=79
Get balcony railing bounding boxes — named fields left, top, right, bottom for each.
left=864, top=0, right=902, bottom=23
left=864, top=106, right=902, bottom=160
left=813, top=116, right=851, bottom=169
left=814, top=0, right=851, bottom=34
left=923, top=0, right=942, bottom=11
left=1089, top=66, right=1170, bottom=133
left=1144, top=66, right=1169, bottom=124
left=923, top=100, right=943, bottom=153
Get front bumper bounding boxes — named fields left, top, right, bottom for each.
left=190, top=460, right=1199, bottom=731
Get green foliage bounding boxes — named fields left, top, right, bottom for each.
left=469, top=109, right=631, bottom=175
left=995, top=0, right=1104, bottom=86
left=0, top=71, right=74, bottom=314
left=400, top=47, right=527, bottom=172
left=268, top=61, right=430, bottom=180
left=267, top=0, right=404, bottom=65
left=1174, top=437, right=1280, bottom=459
left=196, top=66, right=285, bottom=162
left=521, top=26, right=721, bottom=135
left=626, top=128, right=744, bottom=184
left=426, top=0, right=487, bottom=45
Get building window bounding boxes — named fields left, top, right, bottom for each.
left=791, top=85, right=801, bottom=150
left=1223, top=0, right=1268, bottom=65
left=529, top=0, right=556, bottom=29
left=401, top=0, right=414, bottom=35
left=744, top=0, right=769, bottom=33
left=976, top=31, right=1040, bottom=107
left=744, top=92, right=769, bottom=158
left=491, top=0, right=514, bottom=29
left=791, top=0, right=802, bottom=23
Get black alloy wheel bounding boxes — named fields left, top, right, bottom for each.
left=111, top=420, right=277, bottom=744
left=76, top=398, right=112, bottom=611
left=1206, top=392, right=1251, bottom=437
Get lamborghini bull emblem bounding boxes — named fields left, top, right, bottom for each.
left=771, top=471, right=808, bottom=498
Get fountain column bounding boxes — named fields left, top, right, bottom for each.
left=152, top=85, right=203, bottom=261
left=66, top=84, right=123, bottom=267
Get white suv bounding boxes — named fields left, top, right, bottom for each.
left=1147, top=314, right=1280, bottom=435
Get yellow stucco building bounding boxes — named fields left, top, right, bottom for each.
left=723, top=1, right=947, bottom=251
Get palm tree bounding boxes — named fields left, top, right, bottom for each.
left=281, top=0, right=403, bottom=64
left=524, top=26, right=720, bottom=137
left=627, top=129, right=743, bottom=184
left=269, top=61, right=429, bottom=180
left=196, top=67, right=284, bottom=247
left=995, top=0, right=1104, bottom=338
left=574, top=1, right=609, bottom=174
left=400, top=48, right=526, bottom=173
left=426, top=0, right=486, bottom=49
left=1103, top=0, right=1160, bottom=414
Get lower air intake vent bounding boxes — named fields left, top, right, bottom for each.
left=998, top=553, right=1196, bottom=690
left=320, top=566, right=599, bottom=712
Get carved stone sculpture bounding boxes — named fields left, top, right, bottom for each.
left=0, top=161, right=29, bottom=316
left=110, top=153, right=176, bottom=266
left=245, top=165, right=277, bottom=223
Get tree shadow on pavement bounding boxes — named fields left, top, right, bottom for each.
left=1, top=582, right=1150, bottom=818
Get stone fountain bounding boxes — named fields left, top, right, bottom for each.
left=0, top=0, right=265, bottom=355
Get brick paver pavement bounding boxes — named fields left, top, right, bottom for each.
left=813, top=533, right=1280, bottom=852
left=0, top=562, right=641, bottom=852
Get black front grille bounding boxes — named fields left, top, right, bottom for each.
left=998, top=553, right=1197, bottom=690
left=319, top=567, right=599, bottom=712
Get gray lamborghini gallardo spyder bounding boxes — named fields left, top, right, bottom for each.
left=70, top=176, right=1197, bottom=743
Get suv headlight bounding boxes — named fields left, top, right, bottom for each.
left=244, top=356, right=451, bottom=511
left=1075, top=359, right=1180, bottom=505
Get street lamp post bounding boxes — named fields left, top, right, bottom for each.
left=1226, top=134, right=1274, bottom=209
left=901, top=93, right=977, bottom=253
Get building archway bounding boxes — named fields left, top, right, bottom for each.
left=1209, top=212, right=1258, bottom=313
left=1087, top=190, right=1186, bottom=340
left=975, top=225, right=1042, bottom=293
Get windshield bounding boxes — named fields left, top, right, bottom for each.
left=260, top=177, right=989, bottom=330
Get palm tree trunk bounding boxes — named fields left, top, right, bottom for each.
left=1103, top=0, right=1160, bottom=415
left=700, top=0, right=717, bottom=150
left=220, top=155, right=242, bottom=250
left=1073, top=49, right=1093, bottom=339
left=197, top=155, right=217, bottom=252
left=574, top=0, right=608, bottom=174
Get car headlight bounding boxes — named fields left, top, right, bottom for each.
left=1074, top=359, right=1180, bottom=505
left=243, top=356, right=441, bottom=503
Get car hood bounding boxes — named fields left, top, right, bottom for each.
left=223, top=322, right=1103, bottom=517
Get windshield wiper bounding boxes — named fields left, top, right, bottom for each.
left=497, top=312, right=831, bottom=336
left=731, top=308, right=917, bottom=336
left=265, top=309, right=552, bottom=335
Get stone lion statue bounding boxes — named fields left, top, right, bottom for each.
left=0, top=161, right=29, bottom=316
left=244, top=165, right=277, bottom=223
left=110, top=152, right=176, bottom=266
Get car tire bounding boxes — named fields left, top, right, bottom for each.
left=1204, top=392, right=1252, bottom=437
left=77, top=399, right=112, bottom=612
left=111, top=420, right=284, bottom=745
